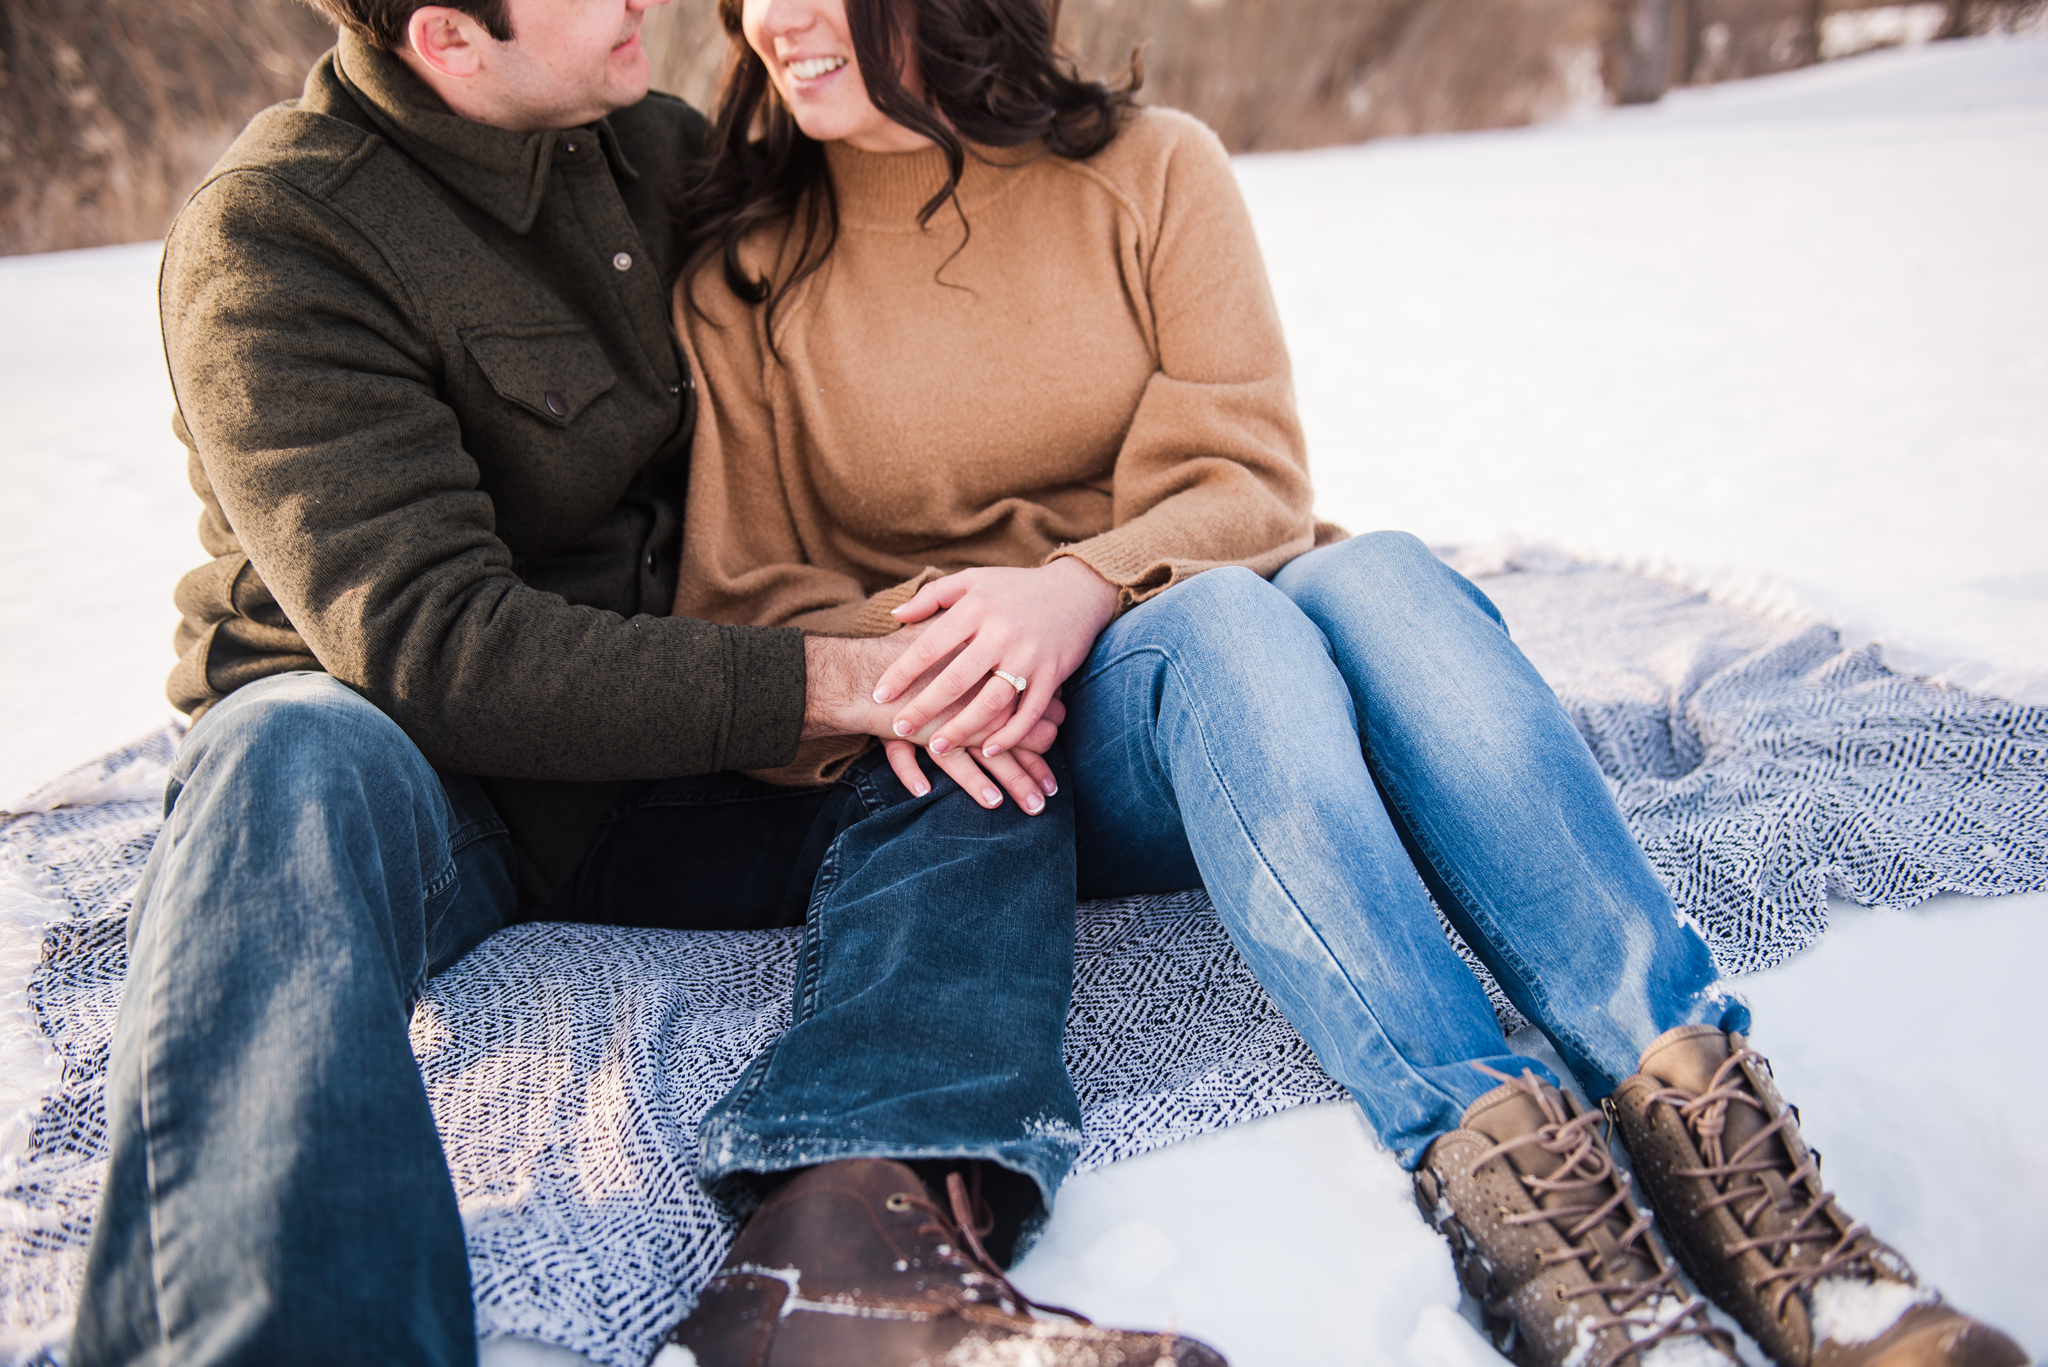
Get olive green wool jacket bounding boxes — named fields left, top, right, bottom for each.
left=160, top=34, right=808, bottom=897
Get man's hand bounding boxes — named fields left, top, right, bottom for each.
left=802, top=632, right=920, bottom=742
left=803, top=632, right=1062, bottom=812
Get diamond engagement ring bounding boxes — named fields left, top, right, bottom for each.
left=993, top=669, right=1028, bottom=693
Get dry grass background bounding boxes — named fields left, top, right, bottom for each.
left=2, top=0, right=2041, bottom=255
left=0, top=0, right=333, bottom=254
left=643, top=0, right=1615, bottom=150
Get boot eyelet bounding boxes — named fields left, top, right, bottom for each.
left=885, top=1193, right=912, bottom=1212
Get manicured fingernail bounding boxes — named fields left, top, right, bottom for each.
left=930, top=737, right=950, bottom=755
left=912, top=780, right=929, bottom=797
left=1024, top=793, right=1044, bottom=814
left=893, top=719, right=913, bottom=737
left=983, top=787, right=1001, bottom=806
left=1041, top=778, right=1058, bottom=797
left=983, top=743, right=1002, bottom=758
left=873, top=685, right=894, bottom=703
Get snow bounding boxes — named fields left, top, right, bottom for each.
left=0, top=33, right=2042, bottom=1367
left=0, top=243, right=194, bottom=809
left=1006, top=893, right=2048, bottom=1365
left=1238, top=34, right=2048, bottom=705
left=1806, top=1278, right=1936, bottom=1347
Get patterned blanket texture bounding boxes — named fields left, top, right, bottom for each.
left=2, top=550, right=2044, bottom=1364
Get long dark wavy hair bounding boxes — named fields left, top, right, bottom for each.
left=677, top=0, right=1140, bottom=335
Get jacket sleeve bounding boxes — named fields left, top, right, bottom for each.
left=161, top=170, right=807, bottom=781
left=1050, top=113, right=1320, bottom=608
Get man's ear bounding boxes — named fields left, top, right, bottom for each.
left=405, top=6, right=490, bottom=79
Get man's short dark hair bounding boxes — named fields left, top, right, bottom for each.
left=297, top=0, right=514, bottom=51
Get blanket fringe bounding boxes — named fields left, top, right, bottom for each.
left=1435, top=537, right=2048, bottom=707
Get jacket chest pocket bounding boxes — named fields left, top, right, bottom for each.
left=461, top=323, right=618, bottom=426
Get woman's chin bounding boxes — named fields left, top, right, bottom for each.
left=781, top=101, right=928, bottom=154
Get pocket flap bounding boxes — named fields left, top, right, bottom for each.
left=461, top=323, right=618, bottom=427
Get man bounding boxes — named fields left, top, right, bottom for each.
left=71, top=1, right=1218, bottom=1362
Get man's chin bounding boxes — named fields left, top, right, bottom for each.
left=565, top=70, right=650, bottom=126
left=609, top=52, right=652, bottom=105
left=613, top=73, right=652, bottom=112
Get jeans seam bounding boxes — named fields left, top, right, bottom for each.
left=420, top=860, right=460, bottom=904
left=414, top=844, right=463, bottom=1002
left=844, top=762, right=894, bottom=818
left=1146, top=643, right=1477, bottom=1119
left=714, top=1052, right=778, bottom=1124
left=445, top=816, right=506, bottom=858
left=792, top=840, right=841, bottom=1026
left=136, top=900, right=174, bottom=1349
left=714, top=763, right=927, bottom=1129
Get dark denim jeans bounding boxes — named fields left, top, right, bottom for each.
left=71, top=672, right=1079, bottom=1367
left=1065, top=532, right=1749, bottom=1169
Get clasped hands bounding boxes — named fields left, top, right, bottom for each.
left=806, top=557, right=1121, bottom=815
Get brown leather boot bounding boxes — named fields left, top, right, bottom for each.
left=1415, top=1069, right=1739, bottom=1367
left=1610, top=1026, right=2026, bottom=1367
left=649, top=1158, right=1225, bottom=1367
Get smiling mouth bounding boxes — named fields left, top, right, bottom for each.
left=786, top=55, right=849, bottom=81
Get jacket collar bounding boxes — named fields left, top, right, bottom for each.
left=329, top=31, right=638, bottom=234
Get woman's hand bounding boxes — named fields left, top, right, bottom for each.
left=881, top=695, right=1066, bottom=813
left=871, top=557, right=1122, bottom=762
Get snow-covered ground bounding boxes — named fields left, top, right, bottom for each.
left=2, top=33, right=2043, bottom=1367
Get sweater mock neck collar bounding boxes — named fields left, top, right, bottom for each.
left=327, top=31, right=637, bottom=235
left=822, top=138, right=1039, bottom=229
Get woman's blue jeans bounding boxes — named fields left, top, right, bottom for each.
left=71, top=672, right=1080, bottom=1367
left=1063, top=531, right=1747, bottom=1169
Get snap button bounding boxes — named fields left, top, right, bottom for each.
left=543, top=390, right=568, bottom=418
left=644, top=550, right=656, bottom=571
left=667, top=382, right=681, bottom=395
left=562, top=137, right=580, bottom=154
left=683, top=373, right=695, bottom=391
left=612, top=251, right=633, bottom=272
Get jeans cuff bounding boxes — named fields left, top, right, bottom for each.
left=694, top=1115, right=1080, bottom=1234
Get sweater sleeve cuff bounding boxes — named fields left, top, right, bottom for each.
left=1048, top=529, right=1178, bottom=610
left=784, top=568, right=945, bottom=638
left=720, top=624, right=811, bottom=771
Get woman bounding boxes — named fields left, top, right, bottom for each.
left=661, top=2, right=2022, bottom=1366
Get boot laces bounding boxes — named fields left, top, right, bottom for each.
left=1469, top=1066, right=1729, bottom=1367
left=897, top=1166, right=1090, bottom=1325
left=1647, top=1046, right=1899, bottom=1318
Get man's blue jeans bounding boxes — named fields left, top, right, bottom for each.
left=71, top=672, right=1080, bottom=1367
left=1064, top=531, right=1748, bottom=1169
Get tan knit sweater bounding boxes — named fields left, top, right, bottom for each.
left=671, top=107, right=1339, bottom=778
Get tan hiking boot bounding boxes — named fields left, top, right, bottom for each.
left=649, top=1158, right=1224, bottom=1367
left=1609, top=1025, right=2026, bottom=1367
left=1414, top=1068, right=1739, bottom=1367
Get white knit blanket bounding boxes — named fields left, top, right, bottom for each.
left=2, top=553, right=2043, bottom=1365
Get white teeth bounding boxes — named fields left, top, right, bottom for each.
left=787, top=55, right=848, bottom=81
